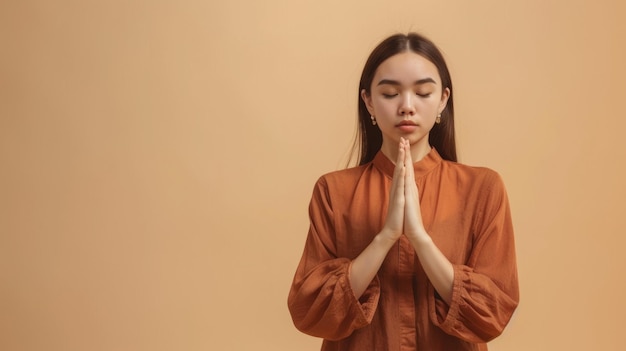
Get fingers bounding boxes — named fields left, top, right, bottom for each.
left=401, top=139, right=425, bottom=237
left=382, top=139, right=407, bottom=240
left=402, top=138, right=419, bottom=201
left=392, top=140, right=405, bottom=199
left=396, top=138, right=406, bottom=169
left=394, top=139, right=406, bottom=179
left=401, top=138, right=414, bottom=182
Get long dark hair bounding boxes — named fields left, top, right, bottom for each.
left=352, top=33, right=457, bottom=165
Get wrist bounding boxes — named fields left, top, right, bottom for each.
left=375, top=229, right=400, bottom=247
left=406, top=228, right=432, bottom=246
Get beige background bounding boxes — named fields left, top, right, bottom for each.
left=1, top=1, right=625, bottom=350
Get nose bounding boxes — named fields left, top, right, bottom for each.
left=398, top=92, right=416, bottom=117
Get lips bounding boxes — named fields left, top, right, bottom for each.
left=395, top=120, right=418, bottom=133
left=396, top=120, right=417, bottom=127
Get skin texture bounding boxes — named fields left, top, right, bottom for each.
left=361, top=52, right=450, bottom=162
left=349, top=52, right=454, bottom=304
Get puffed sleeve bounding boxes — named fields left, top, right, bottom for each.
left=429, top=171, right=519, bottom=343
left=287, top=177, right=380, bottom=341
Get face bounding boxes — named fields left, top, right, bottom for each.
left=361, top=52, right=450, bottom=155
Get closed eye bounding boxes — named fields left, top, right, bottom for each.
left=382, top=93, right=398, bottom=98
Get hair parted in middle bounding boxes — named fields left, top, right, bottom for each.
left=353, top=32, right=457, bottom=166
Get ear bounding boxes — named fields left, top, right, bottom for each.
left=361, top=89, right=375, bottom=115
left=438, top=87, right=450, bottom=114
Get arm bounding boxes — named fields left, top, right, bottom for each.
left=288, top=142, right=409, bottom=340
left=350, top=141, right=407, bottom=298
left=429, top=171, right=519, bottom=342
left=287, top=177, right=378, bottom=341
left=401, top=139, right=519, bottom=342
left=401, top=138, right=455, bottom=304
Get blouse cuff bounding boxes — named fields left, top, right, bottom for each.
left=344, top=260, right=381, bottom=326
left=429, top=264, right=467, bottom=331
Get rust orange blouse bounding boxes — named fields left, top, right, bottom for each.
left=288, top=149, right=519, bottom=351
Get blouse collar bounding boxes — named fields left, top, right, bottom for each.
left=372, top=147, right=443, bottom=179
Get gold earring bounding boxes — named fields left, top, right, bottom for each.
left=435, top=113, right=441, bottom=124
left=371, top=115, right=377, bottom=125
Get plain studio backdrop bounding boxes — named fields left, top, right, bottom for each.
left=1, top=1, right=625, bottom=350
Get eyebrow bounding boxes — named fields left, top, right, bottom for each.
left=376, top=78, right=437, bottom=86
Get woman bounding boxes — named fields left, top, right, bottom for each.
left=288, top=33, right=519, bottom=351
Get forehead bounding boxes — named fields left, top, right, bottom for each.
left=373, top=52, right=440, bottom=84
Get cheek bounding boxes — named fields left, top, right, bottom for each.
left=423, top=100, right=442, bottom=113
left=369, top=103, right=387, bottom=116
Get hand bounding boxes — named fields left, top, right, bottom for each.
left=401, top=138, right=427, bottom=240
left=379, top=139, right=407, bottom=242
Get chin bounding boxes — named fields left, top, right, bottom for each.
left=406, top=135, right=429, bottom=146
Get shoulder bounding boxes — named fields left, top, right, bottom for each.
left=440, top=159, right=506, bottom=193
left=310, top=163, right=374, bottom=203
left=442, top=159, right=502, bottom=181
left=315, top=163, right=371, bottom=188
